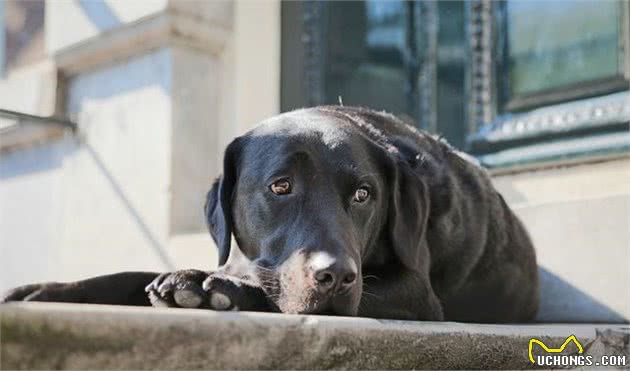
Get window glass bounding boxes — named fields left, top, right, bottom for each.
left=506, top=0, right=621, bottom=97
left=436, top=1, right=466, bottom=148
left=324, top=1, right=408, bottom=115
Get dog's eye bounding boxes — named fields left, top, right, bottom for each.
left=270, top=179, right=292, bottom=195
left=353, top=187, right=370, bottom=203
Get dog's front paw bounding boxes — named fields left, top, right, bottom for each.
left=145, top=270, right=271, bottom=312
left=202, top=273, right=271, bottom=312
left=145, top=270, right=211, bottom=308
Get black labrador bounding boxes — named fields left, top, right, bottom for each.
left=2, top=106, right=539, bottom=322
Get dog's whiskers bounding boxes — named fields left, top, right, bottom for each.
left=255, top=265, right=275, bottom=272
left=362, top=291, right=381, bottom=298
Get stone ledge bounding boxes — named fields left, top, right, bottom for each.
left=0, top=109, right=75, bottom=153
left=1, top=303, right=628, bottom=370
left=55, top=10, right=231, bottom=75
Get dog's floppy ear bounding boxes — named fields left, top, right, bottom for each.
left=387, top=157, right=432, bottom=272
left=205, top=138, right=243, bottom=266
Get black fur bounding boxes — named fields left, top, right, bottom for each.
left=2, top=106, right=538, bottom=323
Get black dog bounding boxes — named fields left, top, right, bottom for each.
left=2, top=106, right=539, bottom=322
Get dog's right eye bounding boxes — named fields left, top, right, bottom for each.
left=270, top=179, right=292, bottom=195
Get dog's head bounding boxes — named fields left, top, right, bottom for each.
left=205, top=107, right=431, bottom=316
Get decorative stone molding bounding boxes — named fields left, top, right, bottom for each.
left=471, top=91, right=630, bottom=146
left=0, top=109, right=75, bottom=153
left=0, top=60, right=71, bottom=153
left=466, top=0, right=496, bottom=136
left=480, top=131, right=630, bottom=171
left=54, top=8, right=232, bottom=76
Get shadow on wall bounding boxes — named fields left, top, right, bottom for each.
left=66, top=49, right=171, bottom=116
left=82, top=141, right=175, bottom=271
left=536, top=266, right=627, bottom=323
left=76, top=0, right=121, bottom=32
left=0, top=138, right=67, bottom=178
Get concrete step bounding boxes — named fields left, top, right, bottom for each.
left=1, top=302, right=628, bottom=369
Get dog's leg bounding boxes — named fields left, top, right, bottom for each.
left=359, top=267, right=444, bottom=321
left=2, top=272, right=160, bottom=306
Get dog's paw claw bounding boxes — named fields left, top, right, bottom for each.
left=145, top=272, right=168, bottom=293
left=148, top=290, right=171, bottom=307
left=145, top=270, right=209, bottom=308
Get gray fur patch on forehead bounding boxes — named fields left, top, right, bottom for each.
left=251, top=109, right=350, bottom=149
left=316, top=107, right=399, bottom=155
left=255, top=106, right=402, bottom=157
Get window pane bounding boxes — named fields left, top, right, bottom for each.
left=436, top=1, right=466, bottom=148
left=507, top=0, right=621, bottom=97
left=324, top=1, right=408, bottom=115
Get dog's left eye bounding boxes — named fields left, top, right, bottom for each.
left=270, top=178, right=292, bottom=195
left=353, top=187, right=370, bottom=203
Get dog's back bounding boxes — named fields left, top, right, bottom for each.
left=316, top=106, right=539, bottom=322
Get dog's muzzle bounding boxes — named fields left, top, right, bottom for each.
left=265, top=249, right=361, bottom=315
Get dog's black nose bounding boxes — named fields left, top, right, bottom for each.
left=312, top=257, right=358, bottom=295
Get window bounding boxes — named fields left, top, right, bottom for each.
left=281, top=0, right=630, bottom=167
left=323, top=1, right=408, bottom=119
left=282, top=2, right=423, bottom=121
left=282, top=1, right=467, bottom=147
left=500, top=0, right=628, bottom=111
left=469, top=0, right=630, bottom=165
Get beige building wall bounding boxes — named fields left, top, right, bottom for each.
left=493, top=157, right=630, bottom=320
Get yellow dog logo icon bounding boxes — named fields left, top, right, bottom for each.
left=528, top=335, right=584, bottom=364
